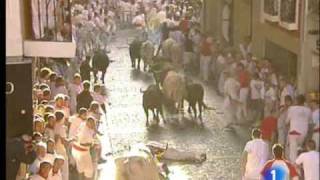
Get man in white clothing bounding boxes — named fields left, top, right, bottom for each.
left=71, top=117, right=97, bottom=179
left=241, top=128, right=269, bottom=180
left=29, top=142, right=48, bottom=176
left=286, top=95, right=313, bottom=162
left=295, top=139, right=319, bottom=180
left=47, top=155, right=65, bottom=180
left=310, top=99, right=319, bottom=151
left=68, top=108, right=88, bottom=140
left=30, top=161, right=52, bottom=180
left=223, top=71, right=241, bottom=127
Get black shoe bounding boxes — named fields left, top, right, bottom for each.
left=98, top=158, right=107, bottom=164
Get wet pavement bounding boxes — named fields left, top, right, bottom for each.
left=96, top=29, right=249, bottom=180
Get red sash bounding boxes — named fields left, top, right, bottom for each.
left=72, top=143, right=89, bottom=152
left=289, top=130, right=301, bottom=135
left=314, top=127, right=320, bottom=133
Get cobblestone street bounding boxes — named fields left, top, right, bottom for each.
left=95, top=29, right=248, bottom=180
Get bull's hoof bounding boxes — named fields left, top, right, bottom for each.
left=146, top=122, right=149, bottom=127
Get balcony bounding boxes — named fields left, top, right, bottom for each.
left=22, top=0, right=76, bottom=58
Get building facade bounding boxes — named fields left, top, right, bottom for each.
left=202, top=0, right=319, bottom=94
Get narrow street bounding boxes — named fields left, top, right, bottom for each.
left=96, top=29, right=248, bottom=179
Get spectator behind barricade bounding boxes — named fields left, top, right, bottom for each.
left=39, top=67, right=52, bottom=84
left=309, top=99, right=319, bottom=151
left=69, top=108, right=88, bottom=141
left=277, top=95, right=293, bottom=147
left=47, top=155, right=65, bottom=180
left=71, top=117, right=97, bottom=179
left=49, top=72, right=57, bottom=92
left=80, top=56, right=92, bottom=82
left=241, top=128, right=269, bottom=180
left=260, top=144, right=299, bottom=180
left=45, top=105, right=55, bottom=114
left=42, top=89, right=52, bottom=102
left=69, top=73, right=84, bottom=114
left=29, top=142, right=48, bottom=176
left=34, top=118, right=45, bottom=135
left=30, top=161, right=52, bottom=180
left=295, top=139, right=319, bottom=180
left=53, top=111, right=69, bottom=180
left=286, top=94, right=312, bottom=162
left=46, top=139, right=56, bottom=163
left=32, top=132, right=43, bottom=144
left=54, top=94, right=70, bottom=124
left=92, top=84, right=107, bottom=113
left=52, top=76, right=68, bottom=98
left=6, top=134, right=37, bottom=180
left=88, top=101, right=102, bottom=126
left=44, top=113, right=56, bottom=140
left=77, top=80, right=94, bottom=112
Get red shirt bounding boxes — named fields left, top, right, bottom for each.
left=180, top=19, right=190, bottom=33
left=238, top=70, right=250, bottom=88
left=200, top=40, right=212, bottom=56
left=260, top=116, right=277, bottom=141
left=261, top=159, right=299, bottom=178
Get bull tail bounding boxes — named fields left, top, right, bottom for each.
left=201, top=101, right=215, bottom=110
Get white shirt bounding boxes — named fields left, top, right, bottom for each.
left=30, top=174, right=46, bottom=180
left=312, top=109, right=319, bottom=128
left=286, top=105, right=312, bottom=135
left=264, top=87, right=277, bottom=102
left=76, top=124, right=95, bottom=144
left=250, top=79, right=264, bottom=100
left=295, top=151, right=319, bottom=180
left=47, top=169, right=63, bottom=180
left=244, top=139, right=269, bottom=179
left=68, top=115, right=85, bottom=139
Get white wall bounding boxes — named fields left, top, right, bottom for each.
left=6, top=0, right=23, bottom=57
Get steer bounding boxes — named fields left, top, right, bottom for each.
left=141, top=84, right=166, bottom=126
left=162, top=70, right=187, bottom=118
left=140, top=40, right=155, bottom=71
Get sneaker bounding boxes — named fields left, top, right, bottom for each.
left=98, top=158, right=107, bottom=164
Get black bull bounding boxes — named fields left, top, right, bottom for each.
left=129, top=39, right=142, bottom=69
left=92, top=49, right=110, bottom=83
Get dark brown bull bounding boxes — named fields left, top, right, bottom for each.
left=184, top=83, right=214, bottom=126
left=141, top=84, right=166, bottom=126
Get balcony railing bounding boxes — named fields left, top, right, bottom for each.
left=30, top=0, right=72, bottom=42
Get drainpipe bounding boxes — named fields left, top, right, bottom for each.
left=298, top=0, right=308, bottom=93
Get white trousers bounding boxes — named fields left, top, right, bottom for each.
left=277, top=127, right=287, bottom=146
left=72, top=147, right=94, bottom=178
left=200, top=55, right=211, bottom=81
left=239, top=87, right=249, bottom=120
left=313, top=132, right=319, bottom=151
left=288, top=133, right=306, bottom=162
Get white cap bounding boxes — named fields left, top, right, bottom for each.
left=54, top=154, right=65, bottom=161
left=36, top=142, right=47, bottom=149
